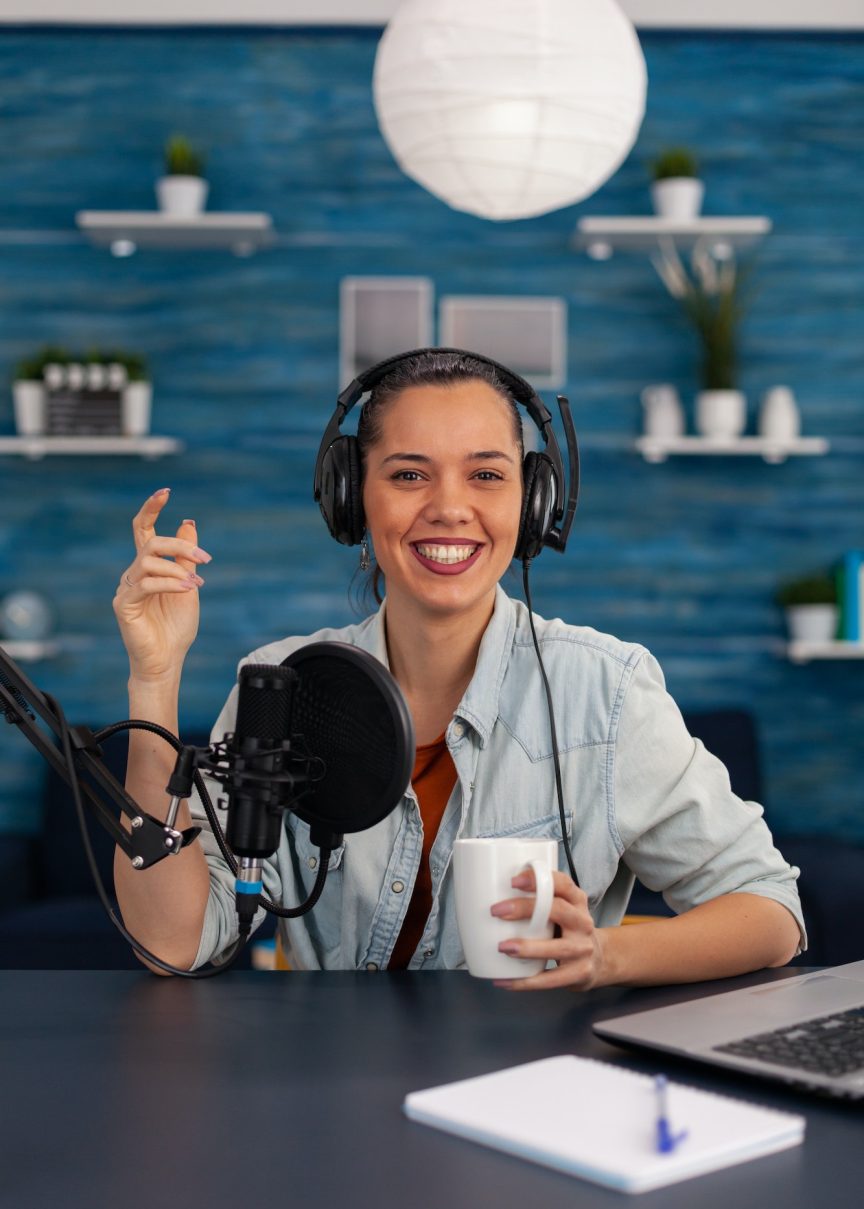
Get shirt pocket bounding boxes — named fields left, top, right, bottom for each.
left=476, top=810, right=573, bottom=843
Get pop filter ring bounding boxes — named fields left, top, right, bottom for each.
left=281, top=641, right=415, bottom=840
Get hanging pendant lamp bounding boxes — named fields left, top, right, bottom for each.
left=373, top=0, right=647, bottom=222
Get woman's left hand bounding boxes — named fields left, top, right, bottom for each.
left=491, top=868, right=607, bottom=991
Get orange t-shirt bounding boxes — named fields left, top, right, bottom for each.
left=388, top=733, right=457, bottom=970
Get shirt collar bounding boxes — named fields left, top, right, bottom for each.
left=361, top=587, right=515, bottom=748
left=454, top=585, right=516, bottom=747
left=355, top=597, right=391, bottom=668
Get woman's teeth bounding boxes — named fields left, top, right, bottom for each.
left=415, top=544, right=479, bottom=564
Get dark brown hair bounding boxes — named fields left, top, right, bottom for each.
left=354, top=350, right=525, bottom=607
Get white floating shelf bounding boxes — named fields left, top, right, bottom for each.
left=0, top=435, right=184, bottom=460
left=576, top=216, right=771, bottom=259
left=787, top=640, right=864, bottom=664
left=0, top=638, right=62, bottom=661
left=76, top=211, right=274, bottom=255
left=635, top=435, right=829, bottom=464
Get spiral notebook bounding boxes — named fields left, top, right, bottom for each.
left=403, top=1055, right=805, bottom=1194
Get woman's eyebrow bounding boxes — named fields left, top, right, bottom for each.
left=379, top=450, right=515, bottom=465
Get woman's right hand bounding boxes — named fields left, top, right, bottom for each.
left=113, top=488, right=212, bottom=684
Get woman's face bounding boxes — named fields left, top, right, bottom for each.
left=362, top=380, right=523, bottom=623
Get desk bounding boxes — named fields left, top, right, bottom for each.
left=0, top=969, right=858, bottom=1209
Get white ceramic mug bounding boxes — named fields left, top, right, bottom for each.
left=453, top=837, right=556, bottom=979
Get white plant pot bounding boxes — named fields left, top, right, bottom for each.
left=695, top=389, right=747, bottom=439
left=650, top=177, right=705, bottom=220
left=156, top=175, right=209, bottom=216
left=12, top=380, right=46, bottom=436
left=785, top=605, right=839, bottom=644
left=122, top=382, right=152, bottom=436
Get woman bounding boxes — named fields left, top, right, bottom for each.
left=113, top=350, right=803, bottom=986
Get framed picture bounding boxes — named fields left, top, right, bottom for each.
left=339, top=277, right=434, bottom=386
left=439, top=296, right=567, bottom=389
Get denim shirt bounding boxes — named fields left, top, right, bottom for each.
left=191, top=586, right=805, bottom=970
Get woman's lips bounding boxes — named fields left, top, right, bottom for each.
left=410, top=541, right=484, bottom=575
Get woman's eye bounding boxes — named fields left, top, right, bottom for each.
left=391, top=469, right=424, bottom=482
left=473, top=470, right=504, bottom=482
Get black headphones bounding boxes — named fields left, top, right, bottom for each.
left=313, top=348, right=579, bottom=562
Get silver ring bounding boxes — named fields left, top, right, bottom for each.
left=124, top=573, right=137, bottom=589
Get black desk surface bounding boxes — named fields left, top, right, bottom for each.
left=0, top=968, right=859, bottom=1209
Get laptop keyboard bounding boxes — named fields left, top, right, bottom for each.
left=714, top=1006, right=864, bottom=1078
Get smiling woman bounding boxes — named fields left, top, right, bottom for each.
left=112, top=348, right=804, bottom=988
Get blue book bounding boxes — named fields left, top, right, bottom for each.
left=841, top=551, right=862, bottom=642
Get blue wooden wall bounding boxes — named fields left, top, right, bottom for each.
left=0, top=27, right=861, bottom=840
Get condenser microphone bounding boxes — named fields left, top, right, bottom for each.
left=224, top=663, right=300, bottom=860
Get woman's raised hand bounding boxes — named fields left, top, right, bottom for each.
left=113, top=488, right=212, bottom=684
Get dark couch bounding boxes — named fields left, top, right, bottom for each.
left=0, top=712, right=859, bottom=968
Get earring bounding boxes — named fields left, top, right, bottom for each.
left=359, top=535, right=371, bottom=572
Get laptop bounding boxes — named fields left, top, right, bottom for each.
left=593, top=960, right=864, bottom=1099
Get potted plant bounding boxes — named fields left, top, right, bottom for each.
left=11, top=346, right=151, bottom=437
left=650, top=147, right=704, bottom=220
left=12, top=346, right=70, bottom=435
left=652, top=240, right=748, bottom=439
left=776, top=574, right=839, bottom=644
left=112, top=351, right=152, bottom=435
left=156, top=134, right=208, bottom=217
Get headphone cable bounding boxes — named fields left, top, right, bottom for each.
left=521, top=559, right=580, bottom=888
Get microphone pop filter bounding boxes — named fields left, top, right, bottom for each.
left=281, top=642, right=415, bottom=836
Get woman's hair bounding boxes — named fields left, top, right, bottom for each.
left=353, top=350, right=526, bottom=608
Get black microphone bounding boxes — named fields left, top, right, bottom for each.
left=223, top=663, right=302, bottom=927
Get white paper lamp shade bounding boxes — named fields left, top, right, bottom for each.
left=373, top=0, right=647, bottom=221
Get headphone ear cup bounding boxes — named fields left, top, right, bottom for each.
left=516, top=452, right=556, bottom=562
left=318, top=436, right=365, bottom=546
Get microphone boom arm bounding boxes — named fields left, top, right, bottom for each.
left=1, top=645, right=198, bottom=869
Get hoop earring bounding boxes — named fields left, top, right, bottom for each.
left=359, top=534, right=371, bottom=572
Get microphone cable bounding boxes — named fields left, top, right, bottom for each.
left=93, top=719, right=332, bottom=922
left=521, top=559, right=580, bottom=888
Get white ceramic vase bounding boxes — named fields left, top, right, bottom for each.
left=651, top=177, right=704, bottom=220
left=759, top=386, right=800, bottom=442
left=695, top=389, right=746, bottom=439
left=785, top=605, right=839, bottom=644
left=156, top=175, right=208, bottom=216
left=12, top=380, right=46, bottom=436
left=640, top=384, right=685, bottom=438
left=122, top=382, right=152, bottom=436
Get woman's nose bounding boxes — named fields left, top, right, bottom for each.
left=422, top=476, right=474, bottom=524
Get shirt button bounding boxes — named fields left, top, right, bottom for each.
left=391, top=879, right=405, bottom=894
left=430, top=864, right=439, bottom=878
left=452, top=722, right=465, bottom=739
left=423, top=948, right=435, bottom=958
left=307, top=856, right=318, bottom=870
left=366, top=962, right=379, bottom=972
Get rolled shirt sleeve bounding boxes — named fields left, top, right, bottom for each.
left=612, top=651, right=807, bottom=952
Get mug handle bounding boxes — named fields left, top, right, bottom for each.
left=526, top=858, right=554, bottom=935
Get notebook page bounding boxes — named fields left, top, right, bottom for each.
left=403, top=1055, right=806, bottom=1193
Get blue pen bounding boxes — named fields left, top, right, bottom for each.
left=654, top=1075, right=688, bottom=1154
